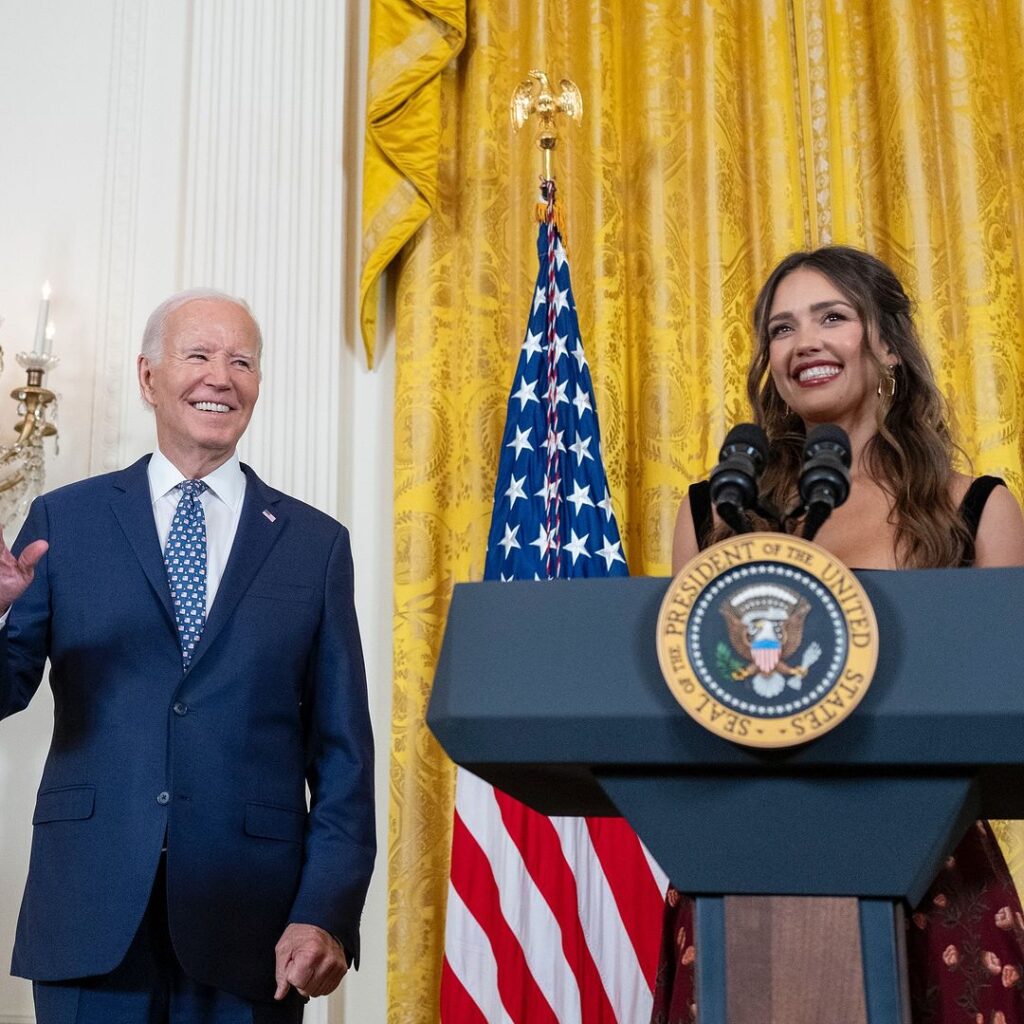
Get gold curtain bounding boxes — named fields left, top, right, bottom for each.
left=359, top=0, right=466, bottom=366
left=369, top=1, right=1024, bottom=1020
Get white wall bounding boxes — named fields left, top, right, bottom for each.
left=0, top=2, right=390, bottom=1021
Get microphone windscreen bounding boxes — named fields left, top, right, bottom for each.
left=803, top=423, right=851, bottom=466
left=720, top=423, right=769, bottom=465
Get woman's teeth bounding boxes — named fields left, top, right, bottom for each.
left=797, top=365, right=841, bottom=383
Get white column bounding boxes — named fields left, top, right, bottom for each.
left=89, top=0, right=147, bottom=477
left=181, top=0, right=345, bottom=514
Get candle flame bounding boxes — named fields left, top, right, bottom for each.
left=42, top=281, right=52, bottom=301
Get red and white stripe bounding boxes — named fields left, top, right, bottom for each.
left=442, top=769, right=668, bottom=1024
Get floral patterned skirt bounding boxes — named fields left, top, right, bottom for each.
left=650, top=820, right=1024, bottom=1024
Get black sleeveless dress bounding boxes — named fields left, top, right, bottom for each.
left=650, top=476, right=1024, bottom=1024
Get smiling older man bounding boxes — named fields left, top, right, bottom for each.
left=0, top=290, right=375, bottom=1024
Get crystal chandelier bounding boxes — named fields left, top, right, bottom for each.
left=0, top=283, right=59, bottom=528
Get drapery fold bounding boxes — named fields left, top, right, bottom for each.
left=368, top=2, right=1024, bottom=1019
left=359, top=0, right=466, bottom=365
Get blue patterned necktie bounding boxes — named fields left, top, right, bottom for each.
left=164, top=479, right=208, bottom=668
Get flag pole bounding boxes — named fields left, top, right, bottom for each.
left=509, top=71, right=583, bottom=576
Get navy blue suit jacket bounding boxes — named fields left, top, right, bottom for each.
left=0, top=456, right=375, bottom=1002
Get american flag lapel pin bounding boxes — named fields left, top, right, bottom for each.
left=262, top=509, right=276, bottom=523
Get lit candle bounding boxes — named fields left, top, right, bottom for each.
left=33, top=281, right=52, bottom=354
left=43, top=321, right=55, bottom=355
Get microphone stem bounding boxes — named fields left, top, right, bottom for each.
left=719, top=504, right=753, bottom=535
left=802, top=501, right=833, bottom=542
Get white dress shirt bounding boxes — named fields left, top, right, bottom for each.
left=148, top=450, right=247, bottom=614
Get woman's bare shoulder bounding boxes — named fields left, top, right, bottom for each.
left=671, top=497, right=701, bottom=574
left=972, top=478, right=1024, bottom=568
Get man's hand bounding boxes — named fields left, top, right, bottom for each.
left=274, top=923, right=348, bottom=1000
left=0, top=531, right=47, bottom=614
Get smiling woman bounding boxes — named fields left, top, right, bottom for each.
left=673, top=246, right=1024, bottom=572
left=657, top=245, right=1024, bottom=1024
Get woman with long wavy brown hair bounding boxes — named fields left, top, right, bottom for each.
left=652, top=245, right=1024, bottom=1024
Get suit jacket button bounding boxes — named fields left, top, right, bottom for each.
left=173, top=702, right=188, bottom=716
left=157, top=791, right=170, bottom=805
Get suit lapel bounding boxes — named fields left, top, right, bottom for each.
left=109, top=456, right=177, bottom=638
left=186, top=465, right=285, bottom=673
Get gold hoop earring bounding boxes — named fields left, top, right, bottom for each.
left=877, top=366, right=897, bottom=399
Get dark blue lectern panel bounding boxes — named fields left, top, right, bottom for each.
left=596, top=773, right=978, bottom=906
left=427, top=569, right=1024, bottom=904
left=429, top=570, right=1024, bottom=805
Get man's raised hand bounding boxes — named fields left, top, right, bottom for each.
left=0, top=531, right=47, bottom=614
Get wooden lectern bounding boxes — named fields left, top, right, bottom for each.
left=427, top=568, right=1024, bottom=1023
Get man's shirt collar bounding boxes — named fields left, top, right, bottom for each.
left=147, top=450, right=246, bottom=511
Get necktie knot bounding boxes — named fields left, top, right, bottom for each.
left=177, top=479, right=208, bottom=500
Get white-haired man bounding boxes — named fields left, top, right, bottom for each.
left=0, top=291, right=375, bottom=1023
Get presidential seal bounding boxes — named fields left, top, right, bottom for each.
left=656, top=533, right=878, bottom=748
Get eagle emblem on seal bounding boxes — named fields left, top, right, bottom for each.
left=720, top=584, right=822, bottom=698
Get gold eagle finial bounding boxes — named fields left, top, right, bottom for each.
left=509, top=70, right=582, bottom=178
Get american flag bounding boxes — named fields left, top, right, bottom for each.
left=440, top=182, right=668, bottom=1023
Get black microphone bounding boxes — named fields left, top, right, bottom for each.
left=799, top=424, right=852, bottom=541
left=710, top=424, right=769, bottom=534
